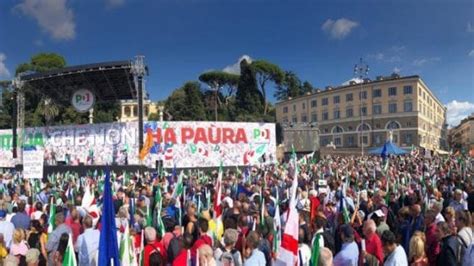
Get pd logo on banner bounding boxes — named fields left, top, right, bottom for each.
left=71, top=89, right=95, bottom=112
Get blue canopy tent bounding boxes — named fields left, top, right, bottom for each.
left=369, top=141, right=408, bottom=156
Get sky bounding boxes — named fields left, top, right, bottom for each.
left=0, top=0, right=473, bottom=126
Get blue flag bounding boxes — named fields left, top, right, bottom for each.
left=98, top=168, right=120, bottom=266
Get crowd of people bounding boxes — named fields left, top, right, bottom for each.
left=0, top=149, right=472, bottom=266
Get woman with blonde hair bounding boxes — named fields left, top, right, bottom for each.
left=9, top=228, right=29, bottom=265
left=409, top=231, right=428, bottom=266
left=198, top=244, right=217, bottom=266
left=444, top=206, right=457, bottom=233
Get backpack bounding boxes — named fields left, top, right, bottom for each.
left=455, top=235, right=468, bottom=265
left=149, top=245, right=164, bottom=266
left=218, top=247, right=239, bottom=264
left=167, top=233, right=181, bottom=263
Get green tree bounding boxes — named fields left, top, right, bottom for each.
left=15, top=53, right=66, bottom=75
left=36, top=97, right=59, bottom=126
left=302, top=81, right=314, bottom=95
left=251, top=60, right=284, bottom=115
left=165, top=81, right=207, bottom=121
left=199, top=71, right=239, bottom=121
left=235, top=59, right=263, bottom=116
left=274, top=71, right=302, bottom=101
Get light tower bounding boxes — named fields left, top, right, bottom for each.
left=131, top=55, right=147, bottom=154
left=354, top=58, right=369, bottom=156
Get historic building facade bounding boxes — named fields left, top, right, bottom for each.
left=118, top=99, right=159, bottom=122
left=449, top=114, right=474, bottom=153
left=275, top=74, right=448, bottom=153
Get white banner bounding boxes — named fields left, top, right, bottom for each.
left=23, top=149, right=44, bottom=179
left=0, top=121, right=276, bottom=168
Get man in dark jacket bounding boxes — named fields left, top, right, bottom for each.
left=436, top=221, right=458, bottom=266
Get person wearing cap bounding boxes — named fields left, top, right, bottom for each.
left=334, top=224, right=359, bottom=266
left=381, top=230, right=408, bottom=266
left=75, top=215, right=100, bottom=266
left=0, top=209, right=14, bottom=249
left=371, top=210, right=389, bottom=237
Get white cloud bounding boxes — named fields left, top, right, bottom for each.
left=393, top=67, right=401, bottom=73
left=15, top=0, right=76, bottom=41
left=105, top=0, right=125, bottom=9
left=321, top=18, right=359, bottom=40
left=390, top=45, right=406, bottom=53
left=222, top=55, right=252, bottom=74
left=467, top=22, right=474, bottom=33
left=412, top=57, right=440, bottom=67
left=0, top=53, right=11, bottom=78
left=445, top=100, right=474, bottom=127
left=469, top=50, right=474, bottom=57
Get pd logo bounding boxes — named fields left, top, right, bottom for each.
left=71, top=89, right=95, bottom=112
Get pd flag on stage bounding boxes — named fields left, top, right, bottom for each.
left=98, top=168, right=120, bottom=266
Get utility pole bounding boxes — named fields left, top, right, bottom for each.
left=354, top=58, right=369, bottom=156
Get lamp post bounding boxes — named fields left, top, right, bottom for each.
left=131, top=55, right=147, bottom=153
left=354, top=58, right=369, bottom=156
left=158, top=105, right=164, bottom=122
left=11, top=76, right=24, bottom=162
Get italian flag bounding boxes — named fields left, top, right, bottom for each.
left=47, top=198, right=56, bottom=234
left=120, top=225, right=135, bottom=265
left=276, top=147, right=299, bottom=265
left=272, top=192, right=281, bottom=255
left=63, top=234, right=77, bottom=266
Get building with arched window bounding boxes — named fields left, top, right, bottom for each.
left=119, top=99, right=158, bottom=122
left=276, top=74, right=448, bottom=154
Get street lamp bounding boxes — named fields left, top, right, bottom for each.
left=354, top=58, right=369, bottom=156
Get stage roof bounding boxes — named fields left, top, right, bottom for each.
left=19, top=60, right=140, bottom=102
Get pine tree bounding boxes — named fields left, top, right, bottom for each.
left=235, top=59, right=264, bottom=117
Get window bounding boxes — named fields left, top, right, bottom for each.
left=404, top=86, right=413, bottom=94
left=387, top=121, right=400, bottom=130
left=404, top=101, right=413, bottom=112
left=373, top=89, right=382, bottom=98
left=133, top=106, right=138, bottom=117
left=389, top=103, right=397, bottom=113
left=282, top=117, right=288, bottom=123
left=375, top=135, right=381, bottom=145
left=292, top=116, right=297, bottom=123
left=311, top=113, right=317, bottom=122
left=359, top=91, right=367, bottom=100
left=301, top=114, right=307, bottom=122
left=373, top=104, right=382, bottom=115
left=293, top=105, right=296, bottom=111
left=124, top=106, right=131, bottom=117
left=358, top=123, right=370, bottom=132
left=302, top=103, right=306, bottom=110
left=334, top=110, right=340, bottom=119
left=346, top=93, right=353, bottom=102
left=361, top=136, right=368, bottom=145
left=333, top=126, right=344, bottom=133
left=283, top=106, right=288, bottom=113
left=360, top=106, right=367, bottom=116
left=346, top=108, right=353, bottom=118
left=322, top=112, right=329, bottom=121
left=311, top=100, right=317, bottom=108
left=348, top=136, right=355, bottom=146
left=405, top=134, right=412, bottom=144
left=322, top=98, right=329, bottom=105
left=333, top=96, right=340, bottom=104
left=388, top=87, right=397, bottom=96
left=334, top=137, right=342, bottom=146
left=348, top=126, right=353, bottom=131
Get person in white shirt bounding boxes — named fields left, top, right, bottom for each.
left=0, top=210, right=15, bottom=249
left=75, top=215, right=100, bottom=266
left=30, top=202, right=44, bottom=221
left=381, top=230, right=408, bottom=266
